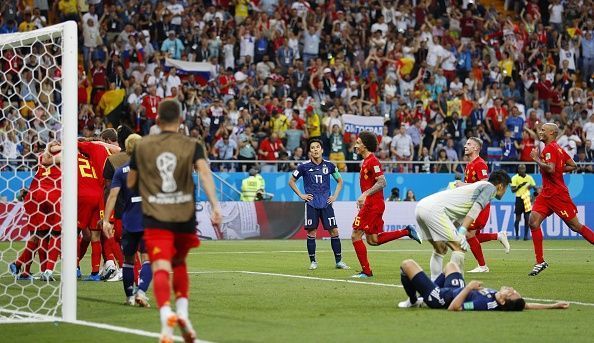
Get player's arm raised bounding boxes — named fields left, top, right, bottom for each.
left=448, top=280, right=483, bottom=311
left=328, top=170, right=343, bottom=204
left=357, top=175, right=386, bottom=208
left=41, top=141, right=62, bottom=166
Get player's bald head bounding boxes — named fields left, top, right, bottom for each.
left=542, top=123, right=559, bottom=135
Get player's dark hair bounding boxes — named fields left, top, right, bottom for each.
left=309, top=138, right=323, bottom=149
left=158, top=99, right=181, bottom=123
left=499, top=298, right=526, bottom=311
left=116, top=125, right=134, bottom=150
left=100, top=128, right=117, bottom=143
left=488, top=170, right=511, bottom=186
left=359, top=131, right=378, bottom=152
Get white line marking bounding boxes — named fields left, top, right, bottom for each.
left=189, top=248, right=593, bottom=255
left=189, top=270, right=594, bottom=307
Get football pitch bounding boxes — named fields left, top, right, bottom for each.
left=2, top=239, right=594, bottom=342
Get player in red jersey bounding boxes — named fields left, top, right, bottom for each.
left=10, top=142, right=62, bottom=281
left=455, top=137, right=510, bottom=273
left=351, top=131, right=422, bottom=278
left=528, top=123, right=594, bottom=276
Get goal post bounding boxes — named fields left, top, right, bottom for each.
left=0, top=21, right=78, bottom=323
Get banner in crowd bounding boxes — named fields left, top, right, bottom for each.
left=2, top=201, right=591, bottom=241
left=342, top=114, right=384, bottom=138
left=164, top=58, right=211, bottom=85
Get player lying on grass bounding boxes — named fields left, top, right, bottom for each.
left=398, top=259, right=570, bottom=311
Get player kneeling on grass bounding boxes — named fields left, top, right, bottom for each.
left=398, top=259, right=569, bottom=311
left=289, top=138, right=349, bottom=270
left=415, top=170, right=511, bottom=280
left=102, top=134, right=152, bottom=307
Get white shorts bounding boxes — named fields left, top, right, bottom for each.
left=415, top=202, right=458, bottom=242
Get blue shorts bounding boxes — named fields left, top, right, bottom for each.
left=304, top=204, right=337, bottom=231
left=121, top=231, right=145, bottom=256
left=411, top=271, right=465, bottom=309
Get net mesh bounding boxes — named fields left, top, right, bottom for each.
left=0, top=26, right=67, bottom=322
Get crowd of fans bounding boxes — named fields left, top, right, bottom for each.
left=2, top=0, right=594, bottom=174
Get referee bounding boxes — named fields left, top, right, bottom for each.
left=510, top=164, right=536, bottom=240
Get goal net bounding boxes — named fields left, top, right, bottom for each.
left=0, top=22, right=78, bottom=323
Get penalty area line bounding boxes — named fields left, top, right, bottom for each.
left=189, top=270, right=594, bottom=307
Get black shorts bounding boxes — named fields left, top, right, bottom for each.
left=121, top=231, right=145, bottom=256
left=411, top=271, right=464, bottom=309
left=515, top=197, right=530, bottom=215
left=304, top=204, right=337, bottom=231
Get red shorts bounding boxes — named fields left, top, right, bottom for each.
left=24, top=188, right=61, bottom=233
left=353, top=206, right=384, bottom=235
left=144, top=228, right=200, bottom=262
left=78, top=193, right=101, bottom=230
left=469, top=203, right=491, bottom=231
left=532, top=192, right=578, bottom=221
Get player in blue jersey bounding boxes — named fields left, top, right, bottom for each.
left=289, top=138, right=349, bottom=270
left=397, top=259, right=569, bottom=311
left=102, top=134, right=153, bottom=307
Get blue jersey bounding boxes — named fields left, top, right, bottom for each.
left=112, top=163, right=143, bottom=233
left=454, top=288, right=501, bottom=311
left=292, top=160, right=339, bottom=209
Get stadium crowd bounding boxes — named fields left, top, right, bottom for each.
left=2, top=0, right=594, bottom=174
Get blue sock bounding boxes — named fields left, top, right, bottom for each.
left=138, top=262, right=153, bottom=293
left=400, top=268, right=418, bottom=303
left=434, top=273, right=446, bottom=288
left=122, top=264, right=134, bottom=297
left=306, top=235, right=316, bottom=262
left=330, top=236, right=342, bottom=263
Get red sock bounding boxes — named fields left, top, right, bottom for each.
left=352, top=239, right=372, bottom=275
left=40, top=237, right=49, bottom=272
left=153, top=269, right=171, bottom=308
left=17, top=239, right=38, bottom=267
left=377, top=230, right=408, bottom=245
left=103, top=236, right=117, bottom=263
left=78, top=238, right=90, bottom=267
left=476, top=232, right=498, bottom=242
left=530, top=228, right=544, bottom=263
left=112, top=238, right=123, bottom=267
left=172, top=263, right=189, bottom=299
left=46, top=236, right=61, bottom=271
left=134, top=254, right=141, bottom=284
left=579, top=225, right=594, bottom=244
left=468, top=236, right=486, bottom=267
left=91, top=241, right=102, bottom=273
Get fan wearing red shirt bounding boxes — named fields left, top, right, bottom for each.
left=455, top=137, right=510, bottom=273
left=351, top=131, right=421, bottom=278
left=527, top=123, right=594, bottom=276
left=258, top=132, right=284, bottom=172
left=10, top=143, right=62, bottom=281
left=141, top=85, right=161, bottom=134
left=485, top=98, right=508, bottom=141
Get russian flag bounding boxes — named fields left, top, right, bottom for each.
left=164, top=58, right=212, bottom=86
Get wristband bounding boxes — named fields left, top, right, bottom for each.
left=457, top=226, right=467, bottom=236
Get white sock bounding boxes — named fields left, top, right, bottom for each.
left=430, top=251, right=444, bottom=281
left=160, top=305, right=173, bottom=324
left=450, top=251, right=465, bottom=275
left=176, top=297, right=189, bottom=319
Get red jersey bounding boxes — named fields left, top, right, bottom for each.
left=29, top=155, right=61, bottom=191
left=77, top=153, right=102, bottom=196
left=360, top=154, right=385, bottom=210
left=78, top=141, right=112, bottom=180
left=464, top=156, right=489, bottom=183
left=540, top=141, right=571, bottom=196
left=258, top=138, right=283, bottom=161
left=141, top=95, right=161, bottom=120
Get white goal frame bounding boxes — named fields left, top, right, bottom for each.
left=0, top=21, right=78, bottom=323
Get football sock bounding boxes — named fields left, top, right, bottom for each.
left=176, top=297, right=189, bottom=319
left=122, top=263, right=135, bottom=297
left=113, top=241, right=123, bottom=268
left=400, top=268, right=417, bottom=303
left=352, top=239, right=371, bottom=275
left=578, top=225, right=594, bottom=244
left=429, top=251, right=444, bottom=281
left=468, top=236, right=486, bottom=267
left=476, top=232, right=498, bottom=242
left=91, top=241, right=102, bottom=274
left=330, top=236, right=342, bottom=263
left=530, top=227, right=544, bottom=263
left=46, top=236, right=61, bottom=271
left=100, top=234, right=108, bottom=262
left=40, top=237, right=49, bottom=272
left=134, top=254, right=141, bottom=284
left=377, top=230, right=408, bottom=245
left=434, top=273, right=446, bottom=288
left=450, top=251, right=465, bottom=274
left=306, top=235, right=316, bottom=262
left=153, top=269, right=171, bottom=308
left=138, top=261, right=153, bottom=293
left=78, top=237, right=90, bottom=267
left=17, top=239, right=38, bottom=267
left=172, top=263, right=189, bottom=299
left=159, top=305, right=174, bottom=326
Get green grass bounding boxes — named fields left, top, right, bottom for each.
left=2, top=240, right=594, bottom=342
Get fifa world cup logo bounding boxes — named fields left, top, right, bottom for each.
left=156, top=152, right=177, bottom=193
